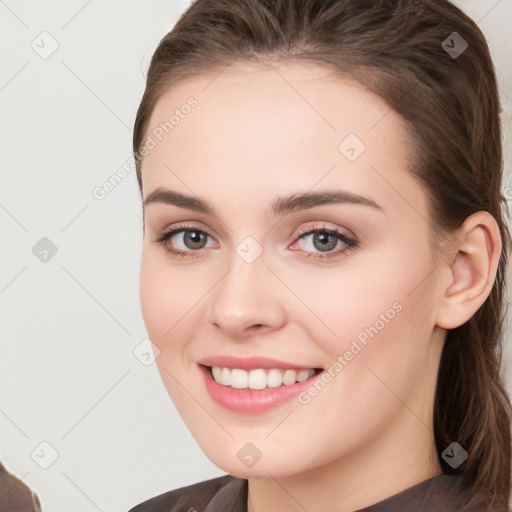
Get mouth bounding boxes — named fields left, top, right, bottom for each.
left=197, top=356, right=325, bottom=412
left=201, top=364, right=323, bottom=390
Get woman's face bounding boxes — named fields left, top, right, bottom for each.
left=139, top=62, right=446, bottom=478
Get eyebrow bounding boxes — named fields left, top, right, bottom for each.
left=143, top=187, right=383, bottom=216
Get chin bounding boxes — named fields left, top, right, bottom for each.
left=198, top=441, right=316, bottom=479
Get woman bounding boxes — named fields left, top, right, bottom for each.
left=128, top=0, right=512, bottom=510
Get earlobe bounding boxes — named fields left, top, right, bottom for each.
left=436, top=212, right=502, bottom=330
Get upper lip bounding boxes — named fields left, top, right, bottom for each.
left=198, top=355, right=321, bottom=371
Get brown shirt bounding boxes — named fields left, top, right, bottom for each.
left=127, top=472, right=507, bottom=512
left=0, top=462, right=41, bottom=512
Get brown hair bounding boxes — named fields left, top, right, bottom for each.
left=133, top=0, right=512, bottom=509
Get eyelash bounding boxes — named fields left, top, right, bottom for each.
left=152, top=222, right=359, bottom=260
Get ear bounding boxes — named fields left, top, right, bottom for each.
left=435, top=211, right=502, bottom=330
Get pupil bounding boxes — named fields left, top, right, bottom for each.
left=185, top=230, right=205, bottom=249
left=315, top=232, right=337, bottom=252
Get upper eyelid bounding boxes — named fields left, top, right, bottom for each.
left=161, top=221, right=349, bottom=236
left=296, top=223, right=355, bottom=238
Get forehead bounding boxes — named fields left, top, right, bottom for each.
left=144, top=62, right=402, bottom=162
left=140, top=62, right=425, bottom=219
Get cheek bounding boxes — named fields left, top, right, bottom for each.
left=139, top=249, right=194, bottom=349
left=324, top=245, right=436, bottom=396
left=294, top=239, right=437, bottom=382
left=300, top=248, right=431, bottom=333
left=139, top=250, right=201, bottom=405
left=140, top=252, right=167, bottom=339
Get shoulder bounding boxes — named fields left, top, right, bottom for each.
left=421, top=473, right=509, bottom=512
left=357, top=473, right=510, bottom=512
left=0, top=461, right=41, bottom=512
left=127, top=474, right=247, bottom=512
left=357, top=472, right=508, bottom=512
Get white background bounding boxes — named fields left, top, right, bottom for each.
left=0, top=1, right=511, bottom=511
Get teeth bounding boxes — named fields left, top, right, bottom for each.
left=267, top=368, right=283, bottom=388
left=221, top=367, right=231, bottom=386
left=248, top=369, right=267, bottom=390
left=210, top=366, right=317, bottom=389
left=296, top=369, right=311, bottom=382
left=282, top=369, right=297, bottom=386
left=231, top=369, right=248, bottom=389
left=212, top=366, right=223, bottom=382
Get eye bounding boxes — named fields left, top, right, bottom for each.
left=290, top=224, right=359, bottom=260
left=152, top=223, right=216, bottom=258
left=152, top=222, right=359, bottom=260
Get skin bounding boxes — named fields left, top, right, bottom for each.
left=138, top=61, right=501, bottom=512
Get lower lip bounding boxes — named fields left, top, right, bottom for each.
left=200, top=365, right=320, bottom=413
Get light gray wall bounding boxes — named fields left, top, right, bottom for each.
left=0, top=1, right=510, bottom=510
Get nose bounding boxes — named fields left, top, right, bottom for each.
left=208, top=253, right=287, bottom=339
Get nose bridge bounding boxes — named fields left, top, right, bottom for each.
left=208, top=240, right=285, bottom=335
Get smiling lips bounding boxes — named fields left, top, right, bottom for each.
left=198, top=356, right=323, bottom=412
